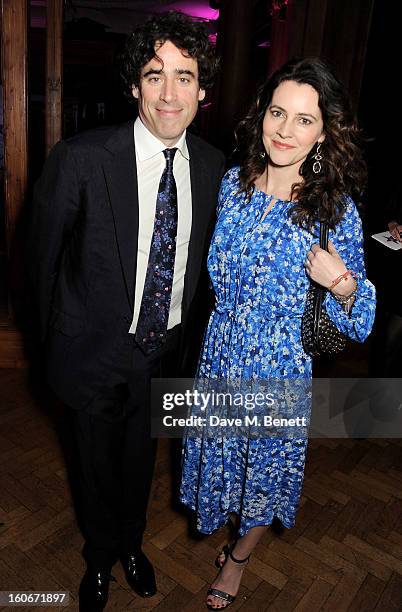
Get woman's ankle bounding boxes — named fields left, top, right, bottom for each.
left=230, top=541, right=252, bottom=563
left=228, top=548, right=250, bottom=565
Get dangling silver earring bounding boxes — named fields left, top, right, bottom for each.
left=260, top=151, right=266, bottom=160
left=312, top=142, right=322, bottom=174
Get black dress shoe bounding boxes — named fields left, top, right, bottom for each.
left=121, top=550, right=156, bottom=597
left=79, top=567, right=114, bottom=611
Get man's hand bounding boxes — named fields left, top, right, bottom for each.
left=388, top=220, right=402, bottom=242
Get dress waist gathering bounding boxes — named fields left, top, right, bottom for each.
left=214, top=301, right=304, bottom=321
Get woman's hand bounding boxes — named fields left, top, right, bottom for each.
left=305, top=241, right=356, bottom=296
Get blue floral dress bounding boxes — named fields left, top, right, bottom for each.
left=180, top=167, right=376, bottom=535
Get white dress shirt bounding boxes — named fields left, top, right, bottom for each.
left=129, top=117, right=192, bottom=334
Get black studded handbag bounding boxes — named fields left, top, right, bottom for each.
left=301, top=222, right=347, bottom=357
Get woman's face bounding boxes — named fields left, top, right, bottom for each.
left=262, top=80, right=325, bottom=170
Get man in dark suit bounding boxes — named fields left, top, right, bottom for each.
left=29, top=12, right=224, bottom=610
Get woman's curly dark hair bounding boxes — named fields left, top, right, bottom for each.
left=120, top=11, right=218, bottom=100
left=235, top=57, right=367, bottom=231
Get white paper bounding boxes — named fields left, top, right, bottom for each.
left=371, top=231, right=402, bottom=251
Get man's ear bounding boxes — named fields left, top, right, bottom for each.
left=132, top=85, right=139, bottom=99
left=198, top=88, right=206, bottom=102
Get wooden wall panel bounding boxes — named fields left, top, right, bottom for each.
left=215, top=0, right=254, bottom=150
left=322, top=0, right=374, bottom=105
left=302, top=0, right=328, bottom=57
left=267, top=0, right=374, bottom=108
left=1, top=0, right=28, bottom=258
left=0, top=0, right=28, bottom=367
left=46, top=0, right=63, bottom=154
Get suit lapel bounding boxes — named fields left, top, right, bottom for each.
left=102, top=126, right=215, bottom=316
left=184, top=135, right=211, bottom=309
left=102, top=122, right=138, bottom=311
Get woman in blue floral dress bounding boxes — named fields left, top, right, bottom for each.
left=180, top=58, right=376, bottom=609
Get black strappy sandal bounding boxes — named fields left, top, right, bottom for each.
left=207, top=548, right=250, bottom=610
left=215, top=544, right=231, bottom=569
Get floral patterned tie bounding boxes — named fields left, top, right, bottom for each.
left=135, top=148, right=178, bottom=354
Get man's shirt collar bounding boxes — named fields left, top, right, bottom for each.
left=134, top=117, right=189, bottom=161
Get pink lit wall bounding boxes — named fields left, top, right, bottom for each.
left=161, top=2, right=219, bottom=21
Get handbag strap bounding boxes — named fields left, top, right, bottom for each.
left=311, top=220, right=328, bottom=347
left=319, top=221, right=329, bottom=251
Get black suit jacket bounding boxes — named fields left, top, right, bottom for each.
left=29, top=120, right=225, bottom=410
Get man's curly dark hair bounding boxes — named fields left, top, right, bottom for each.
left=120, top=11, right=218, bottom=102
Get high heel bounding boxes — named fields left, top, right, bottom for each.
left=207, top=548, right=250, bottom=610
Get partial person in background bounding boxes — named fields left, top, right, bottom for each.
left=180, top=57, right=376, bottom=610
left=28, top=12, right=224, bottom=611
left=387, top=189, right=402, bottom=242
left=383, top=189, right=402, bottom=374
left=371, top=187, right=402, bottom=376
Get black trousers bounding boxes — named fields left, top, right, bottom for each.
left=70, top=327, right=180, bottom=569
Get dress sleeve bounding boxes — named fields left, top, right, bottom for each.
left=323, top=196, right=376, bottom=342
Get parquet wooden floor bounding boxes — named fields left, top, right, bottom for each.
left=0, top=368, right=401, bottom=611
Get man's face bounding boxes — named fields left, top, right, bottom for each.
left=132, top=40, right=206, bottom=146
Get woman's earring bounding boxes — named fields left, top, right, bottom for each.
left=260, top=151, right=266, bottom=160
left=312, top=143, right=322, bottom=174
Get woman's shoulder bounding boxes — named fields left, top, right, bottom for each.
left=218, top=166, right=241, bottom=200
left=217, top=166, right=243, bottom=213
left=221, top=165, right=241, bottom=188
left=339, top=195, right=363, bottom=226
left=331, top=194, right=364, bottom=244
left=342, top=194, right=359, bottom=212
left=329, top=195, right=360, bottom=228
